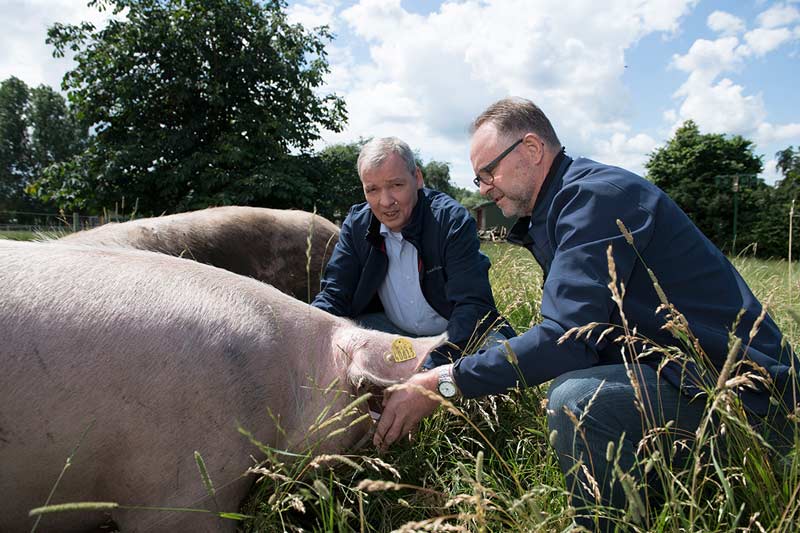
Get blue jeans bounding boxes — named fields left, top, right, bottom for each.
left=547, top=364, right=707, bottom=531
left=547, top=363, right=795, bottom=531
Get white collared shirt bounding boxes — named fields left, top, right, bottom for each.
left=377, top=224, right=448, bottom=335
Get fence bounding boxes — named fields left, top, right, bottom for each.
left=0, top=211, right=103, bottom=233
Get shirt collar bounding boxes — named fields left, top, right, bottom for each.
left=379, top=223, right=404, bottom=241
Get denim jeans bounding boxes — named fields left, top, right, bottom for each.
left=547, top=363, right=796, bottom=532
left=547, top=364, right=707, bottom=532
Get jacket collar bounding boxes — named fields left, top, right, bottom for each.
left=507, top=149, right=572, bottom=245
left=531, top=148, right=571, bottom=221
left=365, top=188, right=427, bottom=247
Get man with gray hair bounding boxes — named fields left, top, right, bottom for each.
left=312, top=136, right=513, bottom=383
left=374, top=99, right=797, bottom=531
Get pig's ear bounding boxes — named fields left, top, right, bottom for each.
left=330, top=325, right=363, bottom=366
left=421, top=332, right=448, bottom=354
left=433, top=332, right=448, bottom=346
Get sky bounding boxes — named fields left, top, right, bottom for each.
left=1, top=0, right=798, bottom=189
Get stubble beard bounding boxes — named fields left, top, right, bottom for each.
left=499, top=183, right=538, bottom=219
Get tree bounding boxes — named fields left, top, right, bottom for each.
left=0, top=77, right=31, bottom=209
left=776, top=146, right=800, bottom=177
left=314, top=142, right=364, bottom=221
left=756, top=146, right=800, bottom=259
left=775, top=146, right=800, bottom=196
left=38, top=0, right=346, bottom=214
left=420, top=160, right=455, bottom=196
left=645, top=121, right=764, bottom=253
left=28, top=85, right=88, bottom=175
left=0, top=77, right=86, bottom=212
left=453, top=187, right=484, bottom=211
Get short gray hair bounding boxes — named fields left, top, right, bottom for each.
left=357, top=137, right=417, bottom=178
left=470, top=97, right=561, bottom=148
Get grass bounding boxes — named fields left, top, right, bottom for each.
left=17, top=232, right=800, bottom=532
left=0, top=230, right=63, bottom=241
left=237, top=242, right=800, bottom=532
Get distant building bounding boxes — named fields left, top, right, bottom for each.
left=472, top=200, right=517, bottom=238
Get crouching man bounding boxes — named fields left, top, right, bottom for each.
left=312, top=137, right=513, bottom=378
left=374, top=99, right=798, bottom=531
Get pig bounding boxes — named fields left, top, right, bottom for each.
left=59, top=206, right=340, bottom=302
left=0, top=240, right=444, bottom=532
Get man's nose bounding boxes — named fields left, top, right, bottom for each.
left=479, top=180, right=494, bottom=196
left=380, top=190, right=395, bottom=206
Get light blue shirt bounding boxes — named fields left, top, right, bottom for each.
left=378, top=224, right=448, bottom=335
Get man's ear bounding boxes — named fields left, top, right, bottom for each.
left=523, top=133, right=544, bottom=165
left=415, top=167, right=424, bottom=189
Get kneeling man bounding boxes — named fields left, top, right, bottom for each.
left=312, top=137, right=513, bottom=371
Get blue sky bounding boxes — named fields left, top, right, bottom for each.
left=283, top=0, right=799, bottom=187
left=2, top=0, right=798, bottom=188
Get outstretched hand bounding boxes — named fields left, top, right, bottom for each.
left=373, top=370, right=441, bottom=451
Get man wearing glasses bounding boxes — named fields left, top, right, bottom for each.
left=375, top=98, right=797, bottom=531
left=312, top=137, right=513, bottom=383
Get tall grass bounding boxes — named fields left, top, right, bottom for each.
left=0, top=230, right=63, bottom=241
left=240, top=242, right=800, bottom=532
left=22, top=237, right=800, bottom=532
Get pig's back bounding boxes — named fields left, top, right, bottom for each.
left=0, top=241, right=331, bottom=531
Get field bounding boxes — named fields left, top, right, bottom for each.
left=6, top=232, right=800, bottom=531
left=239, top=243, right=800, bottom=533
left=0, top=230, right=63, bottom=241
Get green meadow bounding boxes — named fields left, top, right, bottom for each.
left=240, top=243, right=800, bottom=532
left=8, top=231, right=800, bottom=532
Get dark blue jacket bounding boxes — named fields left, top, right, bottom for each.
left=312, top=188, right=514, bottom=368
left=454, top=152, right=798, bottom=415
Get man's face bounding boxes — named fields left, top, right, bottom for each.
left=361, top=153, right=423, bottom=232
left=470, top=124, right=540, bottom=218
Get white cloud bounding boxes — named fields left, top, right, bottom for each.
left=707, top=11, right=745, bottom=36
left=756, top=122, right=800, bottom=144
left=756, top=3, right=800, bottom=29
left=668, top=3, right=799, bottom=150
left=286, top=0, right=340, bottom=31
left=674, top=78, right=766, bottom=134
left=671, top=37, right=743, bottom=82
left=742, top=27, right=794, bottom=56
left=591, top=132, right=659, bottom=176
left=0, top=0, right=116, bottom=90
left=316, top=0, right=699, bottom=186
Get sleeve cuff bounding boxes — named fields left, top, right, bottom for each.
left=421, top=343, right=461, bottom=370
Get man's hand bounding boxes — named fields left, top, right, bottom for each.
left=373, top=368, right=442, bottom=451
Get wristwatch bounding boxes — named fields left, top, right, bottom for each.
left=437, top=365, right=459, bottom=399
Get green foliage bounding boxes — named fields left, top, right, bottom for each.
left=453, top=187, right=484, bottom=211
left=38, top=0, right=346, bottom=214
left=28, top=85, right=88, bottom=174
left=734, top=146, right=800, bottom=259
left=0, top=77, right=86, bottom=211
left=314, top=141, right=365, bottom=221
left=754, top=145, right=800, bottom=261
left=776, top=146, right=800, bottom=181
left=420, top=160, right=454, bottom=196
left=0, top=77, right=31, bottom=209
left=646, top=120, right=765, bottom=254
left=419, top=158, right=486, bottom=212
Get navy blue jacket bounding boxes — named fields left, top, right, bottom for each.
left=312, top=188, right=514, bottom=367
left=454, top=152, right=797, bottom=415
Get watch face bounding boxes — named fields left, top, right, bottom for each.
left=438, top=381, right=457, bottom=398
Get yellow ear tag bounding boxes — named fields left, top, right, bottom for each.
left=391, top=338, right=416, bottom=363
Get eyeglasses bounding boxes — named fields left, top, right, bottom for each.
left=473, top=138, right=524, bottom=187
